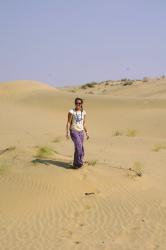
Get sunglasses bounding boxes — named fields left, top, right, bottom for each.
left=75, top=102, right=82, bottom=105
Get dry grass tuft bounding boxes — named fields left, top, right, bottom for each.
left=35, top=146, right=57, bottom=158
left=142, top=77, right=149, bottom=82
left=87, top=160, right=97, bottom=166
left=52, top=137, right=62, bottom=143
left=113, top=130, right=123, bottom=136
left=0, top=161, right=9, bottom=175
left=126, top=129, right=137, bottom=137
left=127, top=161, right=143, bottom=178
left=153, top=144, right=166, bottom=152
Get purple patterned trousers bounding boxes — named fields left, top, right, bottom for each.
left=70, top=129, right=84, bottom=167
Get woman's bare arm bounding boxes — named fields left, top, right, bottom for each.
left=66, top=112, right=72, bottom=138
left=83, top=115, right=89, bottom=139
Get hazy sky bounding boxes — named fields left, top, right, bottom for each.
left=0, top=0, right=165, bottom=86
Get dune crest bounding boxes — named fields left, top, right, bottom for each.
left=0, top=80, right=58, bottom=95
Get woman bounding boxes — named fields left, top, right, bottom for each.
left=66, top=97, right=89, bottom=169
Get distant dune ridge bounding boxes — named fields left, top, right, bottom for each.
left=0, top=80, right=58, bottom=98
left=0, top=77, right=166, bottom=249
left=61, top=76, right=166, bottom=98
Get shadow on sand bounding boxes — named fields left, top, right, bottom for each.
left=32, top=158, right=74, bottom=169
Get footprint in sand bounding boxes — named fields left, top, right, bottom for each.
left=75, top=165, right=92, bottom=180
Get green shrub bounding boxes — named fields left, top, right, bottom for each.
left=122, top=80, right=134, bottom=86
left=81, top=82, right=97, bottom=89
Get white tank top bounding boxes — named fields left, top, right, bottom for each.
left=69, top=108, right=86, bottom=131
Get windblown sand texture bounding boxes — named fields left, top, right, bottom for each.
left=0, top=78, right=166, bottom=250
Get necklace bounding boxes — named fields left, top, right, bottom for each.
left=74, top=108, right=82, bottom=123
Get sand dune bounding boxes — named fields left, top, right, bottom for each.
left=0, top=80, right=57, bottom=93
left=0, top=79, right=166, bottom=250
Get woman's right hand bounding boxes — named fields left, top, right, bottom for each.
left=66, top=133, right=70, bottom=139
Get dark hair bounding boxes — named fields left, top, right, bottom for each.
left=74, top=97, right=83, bottom=112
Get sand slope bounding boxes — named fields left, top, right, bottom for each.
left=0, top=79, right=166, bottom=250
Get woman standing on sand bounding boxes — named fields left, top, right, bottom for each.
left=66, top=97, right=89, bottom=169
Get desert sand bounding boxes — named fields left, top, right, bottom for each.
left=0, top=78, right=166, bottom=250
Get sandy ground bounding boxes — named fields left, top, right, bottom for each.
left=0, top=79, right=166, bottom=250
